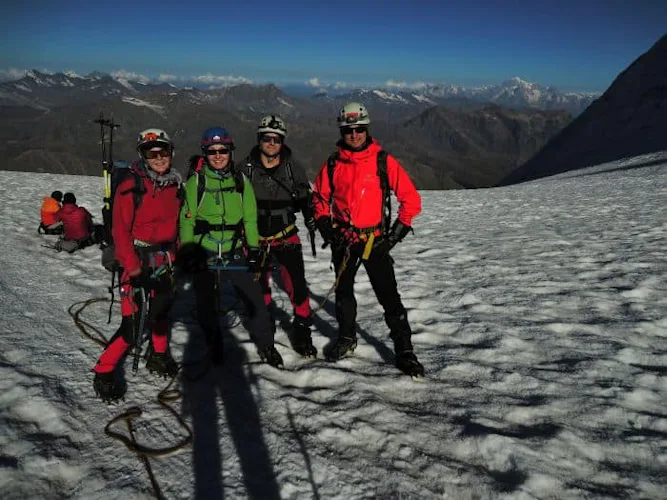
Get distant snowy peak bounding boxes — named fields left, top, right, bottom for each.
left=22, top=70, right=81, bottom=88
left=501, top=34, right=667, bottom=185
left=329, top=77, right=599, bottom=115
left=417, top=78, right=599, bottom=114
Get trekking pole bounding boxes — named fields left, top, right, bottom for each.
left=132, top=288, right=148, bottom=375
left=94, top=113, right=120, bottom=246
left=308, top=229, right=317, bottom=258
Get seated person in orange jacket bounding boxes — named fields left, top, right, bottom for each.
left=39, top=190, right=64, bottom=235
left=54, top=193, right=94, bottom=253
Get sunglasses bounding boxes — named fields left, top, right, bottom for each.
left=260, top=135, right=283, bottom=144
left=341, top=126, right=368, bottom=135
left=206, top=148, right=230, bottom=156
left=143, top=149, right=171, bottom=159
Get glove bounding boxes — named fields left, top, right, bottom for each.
left=177, top=243, right=208, bottom=273
left=246, top=247, right=264, bottom=274
left=302, top=198, right=317, bottom=232
left=316, top=217, right=344, bottom=248
left=373, top=220, right=412, bottom=256
left=304, top=213, right=317, bottom=233
left=129, top=270, right=157, bottom=290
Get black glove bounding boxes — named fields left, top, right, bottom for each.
left=316, top=217, right=344, bottom=248
left=373, top=220, right=412, bottom=256
left=304, top=212, right=317, bottom=233
left=246, top=247, right=264, bottom=274
left=303, top=197, right=317, bottom=232
left=129, top=270, right=157, bottom=290
left=177, top=243, right=208, bottom=273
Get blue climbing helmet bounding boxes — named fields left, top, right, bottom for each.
left=200, top=127, right=235, bottom=151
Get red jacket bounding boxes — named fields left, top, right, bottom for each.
left=55, top=204, right=93, bottom=241
left=40, top=197, right=61, bottom=225
left=313, top=140, right=421, bottom=229
left=112, top=165, right=181, bottom=276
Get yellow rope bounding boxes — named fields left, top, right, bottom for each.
left=311, top=246, right=353, bottom=314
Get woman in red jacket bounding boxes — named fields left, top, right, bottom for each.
left=313, top=102, right=424, bottom=378
left=92, top=128, right=182, bottom=401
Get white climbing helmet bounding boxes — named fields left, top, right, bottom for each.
left=136, top=128, right=173, bottom=152
left=257, top=115, right=287, bottom=137
left=337, top=102, right=371, bottom=127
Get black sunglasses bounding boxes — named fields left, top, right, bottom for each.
left=341, top=126, right=368, bottom=135
left=143, top=149, right=171, bottom=159
left=260, top=135, right=283, bottom=144
left=206, top=148, right=230, bottom=156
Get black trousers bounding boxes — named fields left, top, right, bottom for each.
left=332, top=244, right=412, bottom=340
left=260, top=242, right=310, bottom=319
left=194, top=268, right=274, bottom=351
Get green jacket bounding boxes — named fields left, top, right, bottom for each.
left=179, top=165, right=259, bottom=254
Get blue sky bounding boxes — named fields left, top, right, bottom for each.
left=2, top=0, right=665, bottom=92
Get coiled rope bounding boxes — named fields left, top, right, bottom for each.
left=68, top=298, right=194, bottom=499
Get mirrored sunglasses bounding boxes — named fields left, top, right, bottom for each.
left=206, top=148, right=230, bottom=156
left=341, top=126, right=368, bottom=135
left=260, top=135, right=283, bottom=144
left=143, top=149, right=171, bottom=159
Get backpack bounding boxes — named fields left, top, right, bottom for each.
left=100, top=161, right=146, bottom=271
left=326, top=149, right=391, bottom=235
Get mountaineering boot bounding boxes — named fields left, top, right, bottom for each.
left=291, top=316, right=317, bottom=358
left=258, top=346, right=284, bottom=369
left=145, top=350, right=179, bottom=377
left=93, top=371, right=125, bottom=402
left=325, top=336, right=357, bottom=361
left=392, top=333, right=424, bottom=378
left=396, top=351, right=425, bottom=378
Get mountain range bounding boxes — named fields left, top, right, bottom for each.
left=0, top=71, right=597, bottom=117
left=1, top=34, right=665, bottom=189
left=0, top=73, right=576, bottom=189
left=314, top=77, right=598, bottom=117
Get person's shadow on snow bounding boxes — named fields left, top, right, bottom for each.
left=178, top=276, right=281, bottom=500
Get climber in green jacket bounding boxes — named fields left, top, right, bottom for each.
left=179, top=126, right=284, bottom=369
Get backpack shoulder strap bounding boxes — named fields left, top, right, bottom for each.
left=376, top=150, right=391, bottom=234
left=326, top=152, right=338, bottom=199
left=377, top=150, right=388, bottom=186
left=285, top=160, right=296, bottom=189
left=196, top=169, right=206, bottom=208
left=234, top=169, right=245, bottom=194
left=119, top=166, right=145, bottom=210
